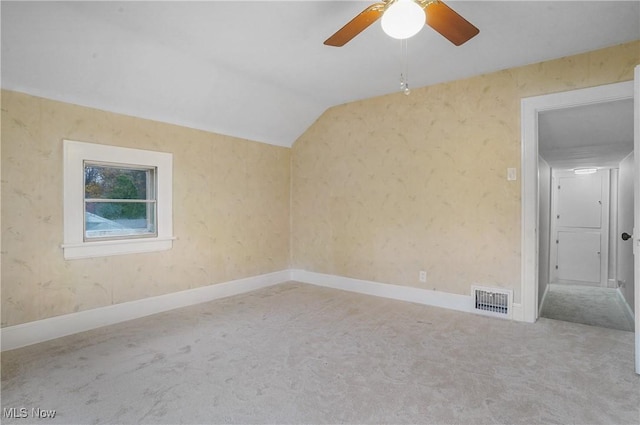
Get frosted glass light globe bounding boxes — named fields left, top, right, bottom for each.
left=381, top=0, right=425, bottom=40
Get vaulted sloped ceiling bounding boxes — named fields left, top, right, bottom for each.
left=2, top=1, right=639, bottom=147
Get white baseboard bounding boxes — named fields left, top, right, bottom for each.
left=511, top=303, right=524, bottom=322
left=538, top=284, right=550, bottom=316
left=2, top=269, right=526, bottom=351
left=616, top=287, right=635, bottom=323
left=0, top=270, right=291, bottom=351
left=291, top=269, right=474, bottom=314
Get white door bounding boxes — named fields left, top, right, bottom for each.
left=550, top=170, right=609, bottom=286
left=633, top=66, right=639, bottom=375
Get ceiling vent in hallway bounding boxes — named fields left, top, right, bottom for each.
left=471, top=285, right=513, bottom=319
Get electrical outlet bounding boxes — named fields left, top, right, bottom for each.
left=419, top=271, right=427, bottom=283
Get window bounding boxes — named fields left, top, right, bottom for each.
left=63, top=140, right=174, bottom=259
left=84, top=163, right=157, bottom=240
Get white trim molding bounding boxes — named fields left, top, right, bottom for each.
left=63, top=140, right=174, bottom=259
left=0, top=270, right=290, bottom=351
left=616, top=288, right=635, bottom=325
left=538, top=284, right=550, bottom=316
left=1, top=269, right=530, bottom=351
left=292, top=269, right=474, bottom=314
left=293, top=270, right=526, bottom=321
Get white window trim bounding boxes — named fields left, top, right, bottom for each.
left=63, top=140, right=174, bottom=260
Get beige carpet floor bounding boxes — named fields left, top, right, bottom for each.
left=1, top=282, right=639, bottom=424
left=540, top=284, right=635, bottom=332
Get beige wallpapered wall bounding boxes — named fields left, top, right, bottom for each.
left=291, top=41, right=640, bottom=303
left=1, top=91, right=290, bottom=326
left=2, top=41, right=639, bottom=327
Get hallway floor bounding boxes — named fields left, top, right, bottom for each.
left=540, top=283, right=635, bottom=332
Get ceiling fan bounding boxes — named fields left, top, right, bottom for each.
left=324, top=0, right=479, bottom=47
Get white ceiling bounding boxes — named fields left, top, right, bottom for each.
left=538, top=99, right=633, bottom=169
left=2, top=1, right=639, bottom=147
left=539, top=99, right=634, bottom=170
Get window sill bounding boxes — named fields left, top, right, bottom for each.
left=62, top=236, right=176, bottom=260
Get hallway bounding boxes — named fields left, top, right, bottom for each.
left=540, top=284, right=634, bottom=332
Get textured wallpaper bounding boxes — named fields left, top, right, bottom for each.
left=2, top=41, right=638, bottom=327
left=291, top=41, right=640, bottom=303
left=1, top=91, right=290, bottom=326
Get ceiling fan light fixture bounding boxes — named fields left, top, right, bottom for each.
left=381, top=0, right=426, bottom=40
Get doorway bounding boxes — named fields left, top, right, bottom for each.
left=514, top=81, right=634, bottom=323
left=520, top=78, right=639, bottom=374
left=536, top=100, right=633, bottom=331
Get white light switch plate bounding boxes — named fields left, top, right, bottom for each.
left=507, top=168, right=517, bottom=181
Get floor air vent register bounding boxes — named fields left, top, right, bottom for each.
left=471, top=285, right=513, bottom=319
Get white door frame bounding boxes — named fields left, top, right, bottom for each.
left=520, top=80, right=634, bottom=324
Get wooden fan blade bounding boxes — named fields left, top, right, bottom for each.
left=324, top=3, right=385, bottom=47
left=426, top=0, right=479, bottom=46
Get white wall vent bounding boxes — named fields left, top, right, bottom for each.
left=471, top=285, right=513, bottom=319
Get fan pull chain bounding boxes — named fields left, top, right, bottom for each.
left=399, top=39, right=410, bottom=95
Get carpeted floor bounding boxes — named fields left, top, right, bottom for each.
left=540, top=283, right=635, bottom=332
left=1, top=282, right=639, bottom=424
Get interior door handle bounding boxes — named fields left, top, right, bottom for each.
left=621, top=232, right=632, bottom=241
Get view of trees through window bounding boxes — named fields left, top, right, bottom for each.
left=84, top=163, right=156, bottom=238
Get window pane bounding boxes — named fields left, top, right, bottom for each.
left=85, top=165, right=152, bottom=200
left=85, top=202, right=156, bottom=239
left=84, top=162, right=157, bottom=240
